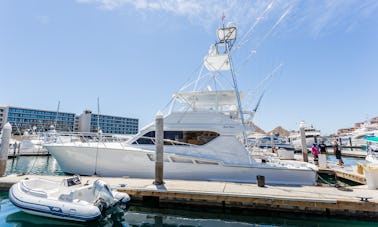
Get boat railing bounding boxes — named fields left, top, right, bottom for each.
left=44, top=132, right=202, bottom=149
left=43, top=131, right=131, bottom=149
left=132, top=136, right=200, bottom=147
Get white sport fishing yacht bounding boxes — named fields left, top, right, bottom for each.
left=289, top=123, right=321, bottom=150
left=347, top=122, right=378, bottom=147
left=44, top=23, right=317, bottom=185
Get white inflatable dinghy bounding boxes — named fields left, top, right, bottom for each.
left=9, top=175, right=130, bottom=222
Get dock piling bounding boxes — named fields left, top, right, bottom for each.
left=299, top=121, right=308, bottom=162
left=0, top=122, right=12, bottom=176
left=154, top=112, right=164, bottom=185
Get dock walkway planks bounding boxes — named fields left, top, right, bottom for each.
left=1, top=174, right=378, bottom=219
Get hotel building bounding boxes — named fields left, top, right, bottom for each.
left=78, top=110, right=138, bottom=134
left=0, top=104, right=138, bottom=135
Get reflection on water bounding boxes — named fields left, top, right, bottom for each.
left=326, top=155, right=362, bottom=166
left=5, top=156, right=65, bottom=176
left=0, top=193, right=376, bottom=227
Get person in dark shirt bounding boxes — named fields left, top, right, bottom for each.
left=333, top=140, right=344, bottom=165
left=319, top=141, right=327, bottom=154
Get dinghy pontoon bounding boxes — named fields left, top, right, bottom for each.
left=9, top=175, right=130, bottom=222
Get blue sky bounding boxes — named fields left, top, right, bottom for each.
left=1, top=0, right=377, bottom=135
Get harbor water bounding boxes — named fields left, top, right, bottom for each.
left=0, top=156, right=377, bottom=226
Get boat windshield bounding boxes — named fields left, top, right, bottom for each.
left=133, top=130, right=219, bottom=146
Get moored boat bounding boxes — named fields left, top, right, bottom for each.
left=44, top=22, right=318, bottom=186
left=365, top=136, right=378, bottom=164
left=288, top=123, right=321, bottom=151
left=9, top=175, right=130, bottom=222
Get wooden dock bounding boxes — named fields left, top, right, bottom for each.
left=339, top=150, right=366, bottom=158
left=333, top=168, right=365, bottom=184
left=1, top=174, right=378, bottom=220
left=318, top=165, right=367, bottom=185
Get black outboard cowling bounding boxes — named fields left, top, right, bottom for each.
left=94, top=198, right=107, bottom=212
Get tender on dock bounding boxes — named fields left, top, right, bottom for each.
left=1, top=174, right=378, bottom=220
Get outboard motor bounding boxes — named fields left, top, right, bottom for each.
left=113, top=191, right=130, bottom=209
left=93, top=180, right=114, bottom=211
left=94, top=198, right=107, bottom=212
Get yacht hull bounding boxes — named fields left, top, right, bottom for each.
left=45, top=145, right=317, bottom=186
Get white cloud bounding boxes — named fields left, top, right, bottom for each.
left=76, top=0, right=276, bottom=28
left=77, top=0, right=201, bottom=13
left=292, top=0, right=378, bottom=37
left=76, top=0, right=378, bottom=37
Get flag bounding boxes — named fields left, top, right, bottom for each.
left=222, top=13, right=225, bottom=23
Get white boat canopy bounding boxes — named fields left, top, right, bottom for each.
left=173, top=90, right=244, bottom=111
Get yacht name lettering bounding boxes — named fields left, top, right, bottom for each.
left=223, top=125, right=234, bottom=128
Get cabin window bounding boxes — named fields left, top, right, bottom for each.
left=133, top=131, right=219, bottom=145
left=134, top=131, right=155, bottom=144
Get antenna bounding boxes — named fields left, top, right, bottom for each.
left=253, top=92, right=265, bottom=113
left=54, top=101, right=60, bottom=130
left=94, top=97, right=101, bottom=176
left=248, top=92, right=265, bottom=123
left=221, top=12, right=226, bottom=27
left=97, top=97, right=101, bottom=133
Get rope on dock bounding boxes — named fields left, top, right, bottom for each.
left=317, top=174, right=353, bottom=192
left=317, top=174, right=336, bottom=187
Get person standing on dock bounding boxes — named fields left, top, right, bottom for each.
left=13, top=142, right=17, bottom=155
left=319, top=141, right=327, bottom=154
left=311, top=143, right=320, bottom=165
left=333, top=140, right=344, bottom=166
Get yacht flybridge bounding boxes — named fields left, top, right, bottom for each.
left=44, top=23, right=317, bottom=185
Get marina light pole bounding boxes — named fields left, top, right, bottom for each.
left=154, top=112, right=164, bottom=185
left=299, top=121, right=308, bottom=162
